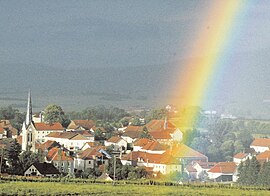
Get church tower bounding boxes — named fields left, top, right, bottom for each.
left=22, top=89, right=36, bottom=152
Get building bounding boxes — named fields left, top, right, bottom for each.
left=46, top=147, right=74, bottom=174
left=24, top=162, right=60, bottom=177
left=105, top=136, right=128, bottom=151
left=67, top=120, right=95, bottom=131
left=0, top=120, right=19, bottom=138
left=34, top=122, right=65, bottom=143
left=74, top=146, right=109, bottom=172
left=250, top=138, right=270, bottom=153
left=207, top=162, right=237, bottom=182
left=233, top=153, right=251, bottom=165
left=45, top=132, right=94, bottom=152
left=21, top=90, right=37, bottom=152
left=21, top=90, right=65, bottom=152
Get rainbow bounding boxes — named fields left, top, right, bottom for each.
left=169, top=1, right=249, bottom=131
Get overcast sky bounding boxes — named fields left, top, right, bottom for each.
left=0, top=1, right=270, bottom=69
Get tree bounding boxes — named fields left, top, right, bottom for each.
left=19, top=150, right=44, bottom=171
left=130, top=117, right=141, bottom=126
left=0, top=106, right=17, bottom=120
left=5, top=139, right=22, bottom=174
left=140, top=126, right=152, bottom=139
left=43, top=104, right=70, bottom=126
left=246, top=157, right=260, bottom=185
left=258, top=161, right=270, bottom=186
left=120, top=117, right=129, bottom=127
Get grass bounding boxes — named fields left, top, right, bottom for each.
left=0, top=181, right=270, bottom=195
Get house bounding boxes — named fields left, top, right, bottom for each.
left=133, top=138, right=153, bottom=151
left=192, top=161, right=216, bottom=180
left=81, top=142, right=98, bottom=151
left=145, top=119, right=176, bottom=132
left=142, top=119, right=182, bottom=145
left=46, top=147, right=74, bottom=174
left=207, top=162, right=237, bottom=182
left=0, top=120, right=19, bottom=138
left=256, top=150, right=270, bottom=164
left=139, top=141, right=168, bottom=154
left=150, top=128, right=183, bottom=145
left=24, top=162, right=60, bottom=177
left=167, top=144, right=208, bottom=164
left=34, top=122, right=65, bottom=143
left=67, top=120, right=95, bottom=131
left=121, top=151, right=181, bottom=175
left=72, top=130, right=94, bottom=141
left=184, top=164, right=197, bottom=180
left=45, top=132, right=94, bottom=152
left=250, top=138, right=270, bottom=153
left=105, top=136, right=128, bottom=151
left=121, top=126, right=142, bottom=143
left=74, top=146, right=109, bottom=172
left=233, top=152, right=251, bottom=165
left=36, top=140, right=62, bottom=153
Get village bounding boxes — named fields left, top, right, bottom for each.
left=0, top=91, right=270, bottom=184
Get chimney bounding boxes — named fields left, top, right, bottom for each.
left=164, top=116, right=168, bottom=130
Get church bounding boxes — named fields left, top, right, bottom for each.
left=21, top=90, right=65, bottom=152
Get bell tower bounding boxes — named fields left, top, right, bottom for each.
left=22, top=89, right=35, bottom=151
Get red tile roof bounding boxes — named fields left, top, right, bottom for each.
left=107, top=136, right=123, bottom=143
left=46, top=132, right=88, bottom=140
left=124, top=126, right=141, bottom=132
left=150, top=130, right=172, bottom=140
left=251, top=138, right=270, bottom=147
left=257, top=150, right=270, bottom=162
left=35, top=122, right=64, bottom=131
left=68, top=120, right=95, bottom=130
left=133, top=138, right=152, bottom=147
left=121, top=151, right=176, bottom=165
left=122, top=130, right=142, bottom=139
left=145, top=120, right=176, bottom=132
left=142, top=141, right=167, bottom=151
left=234, top=152, right=247, bottom=159
left=193, top=161, right=216, bottom=169
left=167, top=144, right=207, bottom=159
left=78, top=146, right=105, bottom=160
left=46, top=147, right=73, bottom=161
left=37, top=140, right=61, bottom=152
left=186, top=165, right=197, bottom=173
left=208, top=162, right=237, bottom=174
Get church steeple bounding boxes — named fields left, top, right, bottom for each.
left=25, top=89, right=32, bottom=127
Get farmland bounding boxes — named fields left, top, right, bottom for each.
left=0, top=181, right=269, bottom=195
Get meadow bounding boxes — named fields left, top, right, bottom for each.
left=0, top=181, right=270, bottom=195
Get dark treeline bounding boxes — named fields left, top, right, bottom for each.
left=238, top=157, right=270, bottom=186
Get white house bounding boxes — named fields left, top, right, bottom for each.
left=45, top=147, right=74, bottom=174
left=121, top=151, right=181, bottom=175
left=34, top=122, right=65, bottom=143
left=24, top=162, right=60, bottom=177
left=207, top=162, right=237, bottom=182
left=105, top=136, right=128, bottom=151
left=250, top=138, right=270, bottom=153
left=133, top=138, right=152, bottom=152
left=233, top=153, right=251, bottom=165
left=45, top=132, right=94, bottom=152
left=74, top=146, right=109, bottom=172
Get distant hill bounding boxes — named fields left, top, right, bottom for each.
left=0, top=50, right=269, bottom=119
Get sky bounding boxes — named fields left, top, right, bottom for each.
left=0, top=1, right=270, bottom=117
left=1, top=1, right=270, bottom=69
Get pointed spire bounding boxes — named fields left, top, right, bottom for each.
left=25, top=89, right=32, bottom=127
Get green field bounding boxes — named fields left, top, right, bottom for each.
left=0, top=181, right=270, bottom=195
